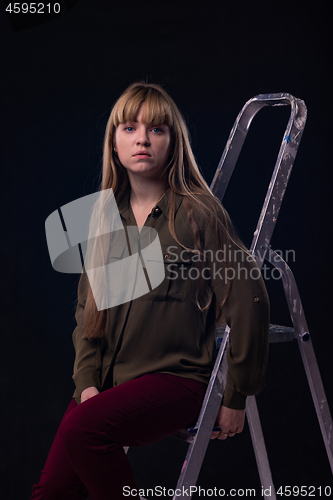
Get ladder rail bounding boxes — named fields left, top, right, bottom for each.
left=265, top=248, right=333, bottom=472
left=246, top=396, right=276, bottom=500
left=172, top=330, right=230, bottom=499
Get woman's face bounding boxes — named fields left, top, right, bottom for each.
left=114, top=104, right=171, bottom=183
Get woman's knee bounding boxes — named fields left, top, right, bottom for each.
left=59, top=399, right=112, bottom=452
left=59, top=404, right=88, bottom=452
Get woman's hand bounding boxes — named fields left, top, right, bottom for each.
left=81, top=386, right=100, bottom=403
left=210, top=405, right=245, bottom=440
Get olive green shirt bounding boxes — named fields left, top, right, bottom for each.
left=72, top=186, right=270, bottom=409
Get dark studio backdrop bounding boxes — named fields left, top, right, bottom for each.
left=1, top=1, right=332, bottom=498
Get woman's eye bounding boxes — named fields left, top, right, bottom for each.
left=151, top=127, right=163, bottom=133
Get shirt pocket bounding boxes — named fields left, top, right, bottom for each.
left=139, top=244, right=193, bottom=302
left=104, top=242, right=128, bottom=298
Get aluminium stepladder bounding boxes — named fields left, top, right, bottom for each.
left=150, top=93, right=332, bottom=500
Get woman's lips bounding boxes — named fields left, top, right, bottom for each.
left=134, top=150, right=151, bottom=157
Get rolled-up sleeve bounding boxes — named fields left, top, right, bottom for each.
left=205, top=213, right=270, bottom=409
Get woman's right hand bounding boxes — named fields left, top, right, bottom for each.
left=81, top=386, right=100, bottom=403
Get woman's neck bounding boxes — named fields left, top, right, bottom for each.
left=129, top=175, right=169, bottom=210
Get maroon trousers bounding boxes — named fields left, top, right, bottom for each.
left=31, top=373, right=207, bottom=500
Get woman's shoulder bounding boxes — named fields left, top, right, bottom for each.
left=180, top=189, right=228, bottom=226
left=172, top=189, right=226, bottom=248
left=178, top=189, right=247, bottom=252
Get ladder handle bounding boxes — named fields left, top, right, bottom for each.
left=209, top=92, right=307, bottom=270
left=249, top=98, right=306, bottom=260
left=210, top=93, right=304, bottom=205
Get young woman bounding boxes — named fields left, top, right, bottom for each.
left=31, top=82, right=270, bottom=499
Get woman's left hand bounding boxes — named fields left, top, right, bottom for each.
left=81, top=386, right=100, bottom=403
left=210, top=405, right=245, bottom=440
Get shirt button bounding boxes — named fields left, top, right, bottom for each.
left=114, top=381, right=118, bottom=386
left=254, top=296, right=259, bottom=302
left=164, top=253, right=170, bottom=260
left=151, top=207, right=160, bottom=218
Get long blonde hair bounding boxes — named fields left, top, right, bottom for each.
left=82, top=82, right=244, bottom=339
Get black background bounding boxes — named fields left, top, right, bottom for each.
left=1, top=1, right=332, bottom=498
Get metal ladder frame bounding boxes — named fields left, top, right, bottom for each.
left=165, top=93, right=332, bottom=500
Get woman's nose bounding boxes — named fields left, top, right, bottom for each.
left=136, top=127, right=150, bottom=145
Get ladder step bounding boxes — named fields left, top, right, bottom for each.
left=215, top=323, right=294, bottom=349
left=268, top=323, right=295, bottom=343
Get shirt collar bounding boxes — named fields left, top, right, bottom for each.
left=117, top=183, right=183, bottom=221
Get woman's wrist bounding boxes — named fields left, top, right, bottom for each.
left=81, top=386, right=100, bottom=403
